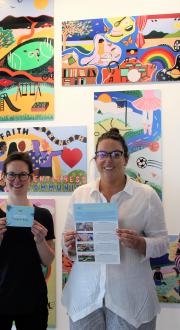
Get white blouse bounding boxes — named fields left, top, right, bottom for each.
left=62, top=177, right=168, bottom=328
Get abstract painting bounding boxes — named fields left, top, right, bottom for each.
left=151, top=235, right=180, bottom=303
left=0, top=126, right=87, bottom=193
left=62, top=13, right=180, bottom=86
left=94, top=90, right=162, bottom=198
left=0, top=0, right=54, bottom=121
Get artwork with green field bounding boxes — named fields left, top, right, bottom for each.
left=94, top=89, right=162, bottom=199
left=0, top=0, right=54, bottom=121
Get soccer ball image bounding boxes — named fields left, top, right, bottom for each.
left=136, top=157, right=147, bottom=169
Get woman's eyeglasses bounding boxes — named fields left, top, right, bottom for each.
left=95, top=150, right=124, bottom=159
left=5, top=172, right=31, bottom=182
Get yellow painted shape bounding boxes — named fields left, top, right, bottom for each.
left=34, top=0, right=48, bottom=10
left=2, top=92, right=54, bottom=119
left=66, top=41, right=93, bottom=52
left=52, top=157, right=61, bottom=179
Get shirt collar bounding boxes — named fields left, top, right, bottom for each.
left=90, top=177, right=100, bottom=195
left=90, top=176, right=134, bottom=197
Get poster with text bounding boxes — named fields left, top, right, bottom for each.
left=0, top=126, right=87, bottom=193
left=0, top=0, right=54, bottom=121
left=94, top=90, right=162, bottom=199
left=62, top=13, right=180, bottom=86
left=0, top=198, right=56, bottom=326
left=151, top=235, right=180, bottom=303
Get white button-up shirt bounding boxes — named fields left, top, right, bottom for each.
left=62, top=177, right=168, bottom=328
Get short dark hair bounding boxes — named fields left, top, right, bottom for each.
left=95, top=128, right=129, bottom=158
left=2, top=152, right=33, bottom=175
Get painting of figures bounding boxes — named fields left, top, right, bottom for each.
left=62, top=13, right=180, bottom=86
left=0, top=126, right=87, bottom=193
left=151, top=235, right=180, bottom=303
left=0, top=0, right=54, bottom=121
left=94, top=90, right=162, bottom=198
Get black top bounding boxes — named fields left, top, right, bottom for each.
left=0, top=205, right=55, bottom=315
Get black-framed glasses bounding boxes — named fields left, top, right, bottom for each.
left=95, top=150, right=124, bottom=160
left=5, top=172, right=31, bottom=182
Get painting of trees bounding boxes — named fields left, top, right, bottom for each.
left=0, top=27, right=15, bottom=49
left=62, top=20, right=93, bottom=51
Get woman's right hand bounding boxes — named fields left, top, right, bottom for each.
left=64, top=230, right=76, bottom=251
left=0, top=217, right=7, bottom=244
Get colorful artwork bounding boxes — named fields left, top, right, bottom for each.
left=0, top=0, right=54, bottom=121
left=94, top=90, right=162, bottom=198
left=151, top=235, right=180, bottom=303
left=62, top=250, right=73, bottom=289
left=63, top=235, right=180, bottom=304
left=0, top=126, right=87, bottom=193
left=62, top=13, right=180, bottom=86
left=0, top=197, right=56, bottom=326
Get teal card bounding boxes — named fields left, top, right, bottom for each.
left=6, top=205, right=34, bottom=227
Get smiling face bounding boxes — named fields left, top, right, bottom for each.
left=95, top=138, right=128, bottom=183
left=4, top=160, right=31, bottom=197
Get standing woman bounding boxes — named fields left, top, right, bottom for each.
left=0, top=152, right=55, bottom=330
left=62, top=128, right=168, bottom=330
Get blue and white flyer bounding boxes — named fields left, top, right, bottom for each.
left=74, top=203, right=120, bottom=264
left=6, top=205, right=34, bottom=227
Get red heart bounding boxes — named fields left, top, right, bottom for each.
left=61, top=148, right=82, bottom=168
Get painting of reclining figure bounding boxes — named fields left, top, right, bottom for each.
left=62, top=13, right=180, bottom=86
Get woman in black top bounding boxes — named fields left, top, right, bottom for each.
left=0, top=152, right=55, bottom=330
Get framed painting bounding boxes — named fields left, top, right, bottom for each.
left=0, top=0, right=54, bottom=121
left=94, top=90, right=162, bottom=198
left=0, top=126, right=87, bottom=193
left=62, top=13, right=180, bottom=86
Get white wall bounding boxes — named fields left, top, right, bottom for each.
left=13, top=0, right=180, bottom=329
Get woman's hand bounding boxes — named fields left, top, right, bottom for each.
left=31, top=220, right=48, bottom=245
left=116, top=229, right=146, bottom=255
left=0, top=217, right=7, bottom=244
left=64, top=230, right=76, bottom=251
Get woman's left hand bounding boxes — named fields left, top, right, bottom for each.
left=116, top=229, right=146, bottom=255
left=31, top=220, right=48, bottom=244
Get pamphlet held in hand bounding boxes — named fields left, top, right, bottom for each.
left=74, top=203, right=120, bottom=264
left=6, top=205, right=34, bottom=227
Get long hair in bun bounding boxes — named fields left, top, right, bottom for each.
left=95, top=127, right=129, bottom=158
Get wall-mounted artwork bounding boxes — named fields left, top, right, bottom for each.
left=0, top=197, right=56, bottom=326
left=0, top=126, right=87, bottom=193
left=151, top=235, right=180, bottom=303
left=94, top=90, right=162, bottom=198
left=62, top=13, right=180, bottom=86
left=34, top=198, right=56, bottom=327
left=0, top=0, right=54, bottom=121
left=62, top=250, right=73, bottom=289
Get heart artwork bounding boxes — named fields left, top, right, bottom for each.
left=61, top=148, right=82, bottom=168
